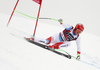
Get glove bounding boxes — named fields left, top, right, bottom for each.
left=58, top=19, right=63, bottom=23
left=76, top=54, right=80, bottom=60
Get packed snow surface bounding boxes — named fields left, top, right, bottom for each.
left=0, top=14, right=100, bottom=70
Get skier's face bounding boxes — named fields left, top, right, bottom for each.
left=75, top=29, right=83, bottom=35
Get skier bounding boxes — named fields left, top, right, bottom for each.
left=34, top=19, right=84, bottom=60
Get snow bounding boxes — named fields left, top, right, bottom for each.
left=0, top=13, right=100, bottom=70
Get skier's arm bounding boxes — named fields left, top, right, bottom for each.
left=76, top=37, right=81, bottom=60
left=58, top=19, right=72, bottom=29
left=61, top=23, right=72, bottom=29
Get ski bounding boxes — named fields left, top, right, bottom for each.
left=24, top=37, right=71, bottom=59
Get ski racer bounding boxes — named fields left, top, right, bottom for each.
left=34, top=19, right=84, bottom=60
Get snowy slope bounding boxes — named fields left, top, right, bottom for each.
left=0, top=13, right=100, bottom=70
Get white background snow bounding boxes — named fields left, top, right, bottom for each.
left=0, top=0, right=100, bottom=70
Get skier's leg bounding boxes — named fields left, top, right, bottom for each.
left=49, top=41, right=71, bottom=49
left=34, top=35, right=58, bottom=44
left=49, top=42, right=64, bottom=49
left=34, top=33, right=60, bottom=44
left=34, top=37, right=47, bottom=43
left=59, top=41, right=71, bottom=49
left=46, top=33, right=61, bottom=44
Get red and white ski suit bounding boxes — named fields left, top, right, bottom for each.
left=35, top=23, right=81, bottom=54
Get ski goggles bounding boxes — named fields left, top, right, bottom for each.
left=76, top=29, right=83, bottom=34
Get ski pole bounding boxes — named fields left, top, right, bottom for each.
left=14, top=10, right=59, bottom=21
